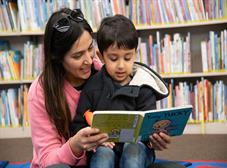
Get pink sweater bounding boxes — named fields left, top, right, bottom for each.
left=29, top=59, right=102, bottom=168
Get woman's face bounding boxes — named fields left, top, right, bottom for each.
left=63, top=31, right=95, bottom=87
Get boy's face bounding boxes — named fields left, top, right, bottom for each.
left=102, top=44, right=136, bottom=85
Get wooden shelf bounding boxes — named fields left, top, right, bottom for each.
left=0, top=31, right=44, bottom=37
left=136, top=19, right=227, bottom=30
left=162, top=72, right=227, bottom=79
left=0, top=20, right=226, bottom=37
left=0, top=127, right=31, bottom=139
left=0, top=122, right=226, bottom=139
left=0, top=80, right=34, bottom=85
left=1, top=72, right=227, bottom=85
left=184, top=122, right=227, bottom=134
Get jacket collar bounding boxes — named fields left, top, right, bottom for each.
left=101, top=62, right=169, bottom=100
left=130, top=62, right=169, bottom=100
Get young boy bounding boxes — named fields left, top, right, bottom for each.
left=71, top=15, right=169, bottom=168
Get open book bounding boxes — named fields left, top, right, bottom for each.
left=91, top=105, right=192, bottom=142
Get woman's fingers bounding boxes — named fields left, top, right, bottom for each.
left=82, top=135, right=108, bottom=151
left=70, top=127, right=109, bottom=154
left=78, top=127, right=109, bottom=151
left=80, top=127, right=100, bottom=136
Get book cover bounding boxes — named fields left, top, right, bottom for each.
left=6, top=50, right=21, bottom=80
left=139, top=105, right=192, bottom=141
left=92, top=105, right=192, bottom=142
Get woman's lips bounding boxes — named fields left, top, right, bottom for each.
left=81, top=67, right=91, bottom=74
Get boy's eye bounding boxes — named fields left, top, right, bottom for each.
left=109, top=55, right=118, bottom=61
left=125, top=57, right=131, bottom=61
left=125, top=55, right=132, bottom=61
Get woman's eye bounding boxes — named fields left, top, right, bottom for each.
left=88, top=45, right=94, bottom=51
left=73, top=54, right=83, bottom=60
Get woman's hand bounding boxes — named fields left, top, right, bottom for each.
left=148, top=132, right=171, bottom=151
left=69, top=127, right=108, bottom=156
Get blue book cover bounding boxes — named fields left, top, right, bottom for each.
left=139, top=105, right=192, bottom=141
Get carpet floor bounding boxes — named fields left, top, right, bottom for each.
left=1, top=160, right=227, bottom=168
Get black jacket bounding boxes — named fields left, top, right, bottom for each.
left=71, top=62, right=169, bottom=134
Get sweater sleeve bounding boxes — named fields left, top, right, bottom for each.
left=70, top=90, right=92, bottom=135
left=28, top=79, right=86, bottom=168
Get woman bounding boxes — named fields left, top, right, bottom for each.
left=28, top=8, right=171, bottom=168
left=28, top=8, right=108, bottom=168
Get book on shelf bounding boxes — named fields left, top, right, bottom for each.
left=91, top=105, right=192, bottom=142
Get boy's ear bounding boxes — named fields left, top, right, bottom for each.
left=96, top=50, right=104, bottom=63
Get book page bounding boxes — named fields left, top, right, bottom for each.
left=92, top=112, right=143, bottom=142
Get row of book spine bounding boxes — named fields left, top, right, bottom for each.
left=138, top=30, right=227, bottom=74
left=157, top=79, right=227, bottom=123
left=201, top=29, right=227, bottom=72
left=0, top=85, right=29, bottom=127
left=129, top=0, right=227, bottom=25
left=0, top=0, right=76, bottom=32
left=2, top=29, right=227, bottom=81
left=137, top=32, right=191, bottom=74
left=0, top=0, right=227, bottom=32
left=0, top=41, right=43, bottom=81
left=1, top=79, right=226, bottom=127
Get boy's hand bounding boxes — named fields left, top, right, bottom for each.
left=148, top=132, right=171, bottom=151
left=101, top=142, right=115, bottom=149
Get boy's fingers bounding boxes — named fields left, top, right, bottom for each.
left=159, top=132, right=171, bottom=144
left=149, top=133, right=169, bottom=150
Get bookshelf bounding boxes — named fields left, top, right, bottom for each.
left=0, top=0, right=227, bottom=138
left=0, top=127, right=31, bottom=138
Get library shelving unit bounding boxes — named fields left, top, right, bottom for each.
left=148, top=19, right=227, bottom=134
left=1, top=20, right=227, bottom=138
left=1, top=0, right=227, bottom=138
left=0, top=31, right=44, bottom=139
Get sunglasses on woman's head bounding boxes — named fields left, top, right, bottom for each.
left=53, top=9, right=84, bottom=33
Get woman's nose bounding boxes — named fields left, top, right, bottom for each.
left=83, top=51, right=93, bottom=64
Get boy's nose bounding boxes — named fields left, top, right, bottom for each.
left=118, top=60, right=125, bottom=68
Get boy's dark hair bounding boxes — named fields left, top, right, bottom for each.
left=97, top=14, right=138, bottom=55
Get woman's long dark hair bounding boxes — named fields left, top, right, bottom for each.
left=39, top=8, right=93, bottom=139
